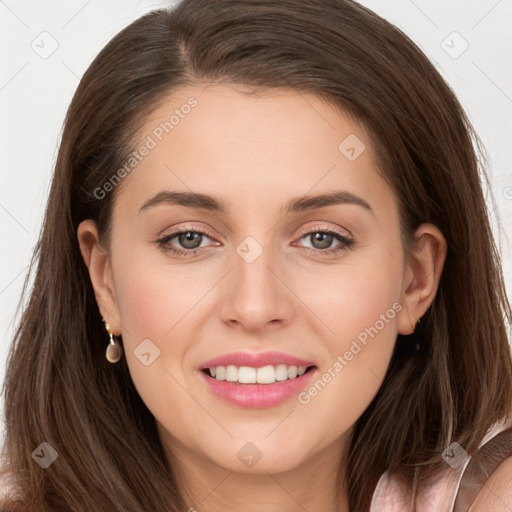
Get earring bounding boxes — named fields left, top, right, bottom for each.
left=103, top=319, right=123, bottom=363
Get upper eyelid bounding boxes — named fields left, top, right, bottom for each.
left=296, top=223, right=352, bottom=238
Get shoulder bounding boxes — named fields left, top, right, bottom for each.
left=463, top=420, right=512, bottom=511
left=468, top=455, right=512, bottom=511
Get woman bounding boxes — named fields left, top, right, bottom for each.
left=1, top=1, right=511, bottom=510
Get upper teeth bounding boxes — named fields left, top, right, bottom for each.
left=208, top=365, right=309, bottom=384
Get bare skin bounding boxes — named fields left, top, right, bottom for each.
left=78, top=83, right=447, bottom=511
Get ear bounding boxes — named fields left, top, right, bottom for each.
left=77, top=219, right=122, bottom=336
left=397, top=223, right=447, bottom=335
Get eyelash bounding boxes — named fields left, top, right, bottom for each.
left=155, top=225, right=355, bottom=257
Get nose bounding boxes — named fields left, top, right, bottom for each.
left=217, top=236, right=295, bottom=332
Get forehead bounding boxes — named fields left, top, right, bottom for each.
left=113, top=83, right=397, bottom=221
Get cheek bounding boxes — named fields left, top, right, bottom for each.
left=293, top=248, right=402, bottom=426
left=294, top=243, right=403, bottom=345
left=110, top=254, right=198, bottom=432
left=109, top=245, right=216, bottom=387
left=114, top=271, right=176, bottom=342
left=111, top=244, right=208, bottom=342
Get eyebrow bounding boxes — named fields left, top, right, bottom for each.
left=138, top=190, right=374, bottom=216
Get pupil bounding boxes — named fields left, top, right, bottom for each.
left=180, top=231, right=201, bottom=249
left=312, top=233, right=332, bottom=249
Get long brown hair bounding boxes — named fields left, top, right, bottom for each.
left=2, top=1, right=511, bottom=510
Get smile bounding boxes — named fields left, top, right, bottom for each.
left=199, top=364, right=318, bottom=408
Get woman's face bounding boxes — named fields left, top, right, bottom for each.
left=79, top=84, right=444, bottom=477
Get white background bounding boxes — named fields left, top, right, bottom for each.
left=1, top=0, right=512, bottom=445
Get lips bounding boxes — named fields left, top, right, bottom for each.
left=197, top=351, right=318, bottom=408
left=199, top=350, right=316, bottom=370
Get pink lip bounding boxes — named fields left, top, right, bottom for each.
left=198, top=351, right=318, bottom=408
left=199, top=366, right=318, bottom=408
left=199, top=351, right=316, bottom=370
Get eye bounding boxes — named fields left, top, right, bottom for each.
left=156, top=226, right=219, bottom=256
left=295, top=227, right=355, bottom=255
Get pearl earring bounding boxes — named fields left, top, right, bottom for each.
left=103, top=319, right=123, bottom=363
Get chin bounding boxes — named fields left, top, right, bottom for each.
left=203, top=437, right=311, bottom=475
